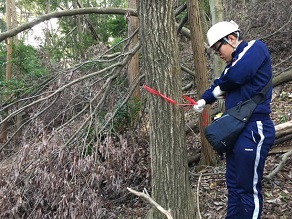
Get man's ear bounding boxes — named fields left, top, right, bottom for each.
left=227, top=35, right=236, bottom=45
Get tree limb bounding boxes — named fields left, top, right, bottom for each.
left=0, top=7, right=137, bottom=42
left=275, top=120, right=292, bottom=138
left=264, top=150, right=292, bottom=180
left=0, top=48, right=137, bottom=126
left=63, top=42, right=141, bottom=148
left=196, top=173, right=202, bottom=219
left=272, top=69, right=292, bottom=87
left=127, top=187, right=173, bottom=219
left=260, top=13, right=292, bottom=40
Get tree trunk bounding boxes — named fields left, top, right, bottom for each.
left=209, top=0, right=225, bottom=113
left=5, top=0, right=12, bottom=81
left=1, top=0, right=13, bottom=143
left=187, top=0, right=216, bottom=165
left=44, top=0, right=51, bottom=67
left=73, top=0, right=83, bottom=58
left=11, top=0, right=23, bottom=144
left=127, top=0, right=141, bottom=101
left=199, top=2, right=208, bottom=38
left=209, top=0, right=225, bottom=78
left=138, top=1, right=196, bottom=218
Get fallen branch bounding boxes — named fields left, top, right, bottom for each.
left=269, top=143, right=292, bottom=155
left=275, top=120, right=292, bottom=138
left=274, top=133, right=292, bottom=146
left=196, top=173, right=202, bottom=219
left=127, top=187, right=173, bottom=219
left=265, top=150, right=292, bottom=180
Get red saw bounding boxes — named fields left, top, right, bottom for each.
left=143, top=85, right=207, bottom=126
left=143, top=85, right=197, bottom=106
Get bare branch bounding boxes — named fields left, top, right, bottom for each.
left=0, top=7, right=137, bottom=42
left=127, top=187, right=173, bottom=219
left=260, top=13, right=292, bottom=40
left=0, top=93, right=60, bottom=151
left=196, top=173, right=202, bottom=219
left=0, top=48, right=137, bottom=126
left=97, top=73, right=144, bottom=136
left=62, top=42, right=141, bottom=148
left=264, top=150, right=292, bottom=180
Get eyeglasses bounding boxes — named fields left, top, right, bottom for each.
left=214, top=42, right=223, bottom=55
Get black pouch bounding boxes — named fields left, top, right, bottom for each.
left=204, top=99, right=257, bottom=153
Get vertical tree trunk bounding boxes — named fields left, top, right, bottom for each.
left=11, top=0, right=23, bottom=144
left=138, top=1, right=197, bottom=219
left=5, top=0, right=12, bottom=82
left=209, top=0, right=225, bottom=113
left=209, top=0, right=225, bottom=77
left=1, top=0, right=12, bottom=143
left=44, top=0, right=51, bottom=67
left=187, top=0, right=216, bottom=165
left=73, top=0, right=83, bottom=58
left=127, top=0, right=140, bottom=101
left=127, top=0, right=141, bottom=126
left=199, top=1, right=208, bottom=37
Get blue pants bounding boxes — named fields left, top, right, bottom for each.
left=225, top=119, right=275, bottom=219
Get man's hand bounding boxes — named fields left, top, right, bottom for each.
left=212, top=86, right=226, bottom=99
left=193, top=99, right=206, bottom=113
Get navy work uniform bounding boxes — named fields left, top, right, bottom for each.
left=200, top=40, right=275, bottom=219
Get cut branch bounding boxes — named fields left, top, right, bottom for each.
left=275, top=121, right=292, bottom=139
left=272, top=69, right=292, bottom=87
left=127, top=187, right=173, bottom=219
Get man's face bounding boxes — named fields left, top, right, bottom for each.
left=212, top=35, right=237, bottom=62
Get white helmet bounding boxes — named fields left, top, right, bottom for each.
left=207, top=20, right=240, bottom=47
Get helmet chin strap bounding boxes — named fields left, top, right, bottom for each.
left=223, top=32, right=239, bottom=51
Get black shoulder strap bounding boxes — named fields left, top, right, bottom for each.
left=252, top=79, right=273, bottom=104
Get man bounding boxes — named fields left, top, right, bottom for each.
left=193, top=21, right=275, bottom=218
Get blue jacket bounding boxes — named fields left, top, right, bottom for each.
left=201, top=40, right=272, bottom=119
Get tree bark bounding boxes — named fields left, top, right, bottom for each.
left=209, top=0, right=225, bottom=113
left=1, top=0, right=13, bottom=143
left=127, top=0, right=140, bottom=101
left=138, top=1, right=196, bottom=218
left=187, top=0, right=216, bottom=166
left=11, top=0, right=23, bottom=144
left=73, top=0, right=83, bottom=58
left=272, top=69, right=292, bottom=87
left=209, top=0, right=225, bottom=78
left=275, top=120, right=292, bottom=138
left=5, top=0, right=12, bottom=81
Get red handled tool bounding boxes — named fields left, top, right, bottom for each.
left=143, top=85, right=197, bottom=106
left=144, top=85, right=207, bottom=126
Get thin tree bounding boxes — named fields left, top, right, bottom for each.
left=127, top=0, right=140, bottom=106
left=0, top=0, right=13, bottom=143
left=138, top=1, right=197, bottom=218
left=209, top=0, right=225, bottom=115
left=209, top=0, right=225, bottom=77
left=187, top=0, right=216, bottom=165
